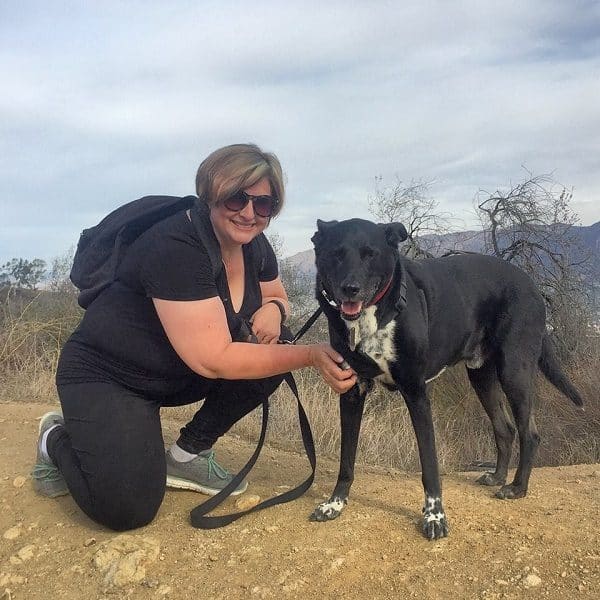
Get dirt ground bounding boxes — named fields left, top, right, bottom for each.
left=1, top=401, right=598, bottom=600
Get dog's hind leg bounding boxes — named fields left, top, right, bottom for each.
left=467, top=361, right=515, bottom=487
left=404, top=384, right=449, bottom=540
left=310, top=384, right=367, bottom=522
left=495, top=347, right=541, bottom=500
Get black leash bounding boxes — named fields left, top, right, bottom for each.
left=190, top=307, right=323, bottom=529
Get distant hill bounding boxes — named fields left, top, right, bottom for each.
left=283, top=222, right=600, bottom=280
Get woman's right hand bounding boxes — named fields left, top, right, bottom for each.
left=309, top=344, right=357, bottom=394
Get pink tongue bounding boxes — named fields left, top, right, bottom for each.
left=341, top=301, right=363, bottom=315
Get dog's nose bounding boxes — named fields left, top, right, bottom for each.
left=341, top=283, right=361, bottom=298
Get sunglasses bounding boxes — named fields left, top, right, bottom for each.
left=223, top=190, right=278, bottom=218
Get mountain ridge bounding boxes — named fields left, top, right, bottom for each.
left=283, top=221, right=600, bottom=277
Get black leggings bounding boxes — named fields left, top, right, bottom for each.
left=50, top=373, right=284, bottom=531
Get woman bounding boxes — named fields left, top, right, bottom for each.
left=33, top=143, right=356, bottom=531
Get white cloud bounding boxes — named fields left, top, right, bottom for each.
left=1, top=0, right=599, bottom=263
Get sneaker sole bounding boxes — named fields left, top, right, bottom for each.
left=38, top=410, right=64, bottom=433
left=33, top=482, right=70, bottom=499
left=166, top=475, right=248, bottom=496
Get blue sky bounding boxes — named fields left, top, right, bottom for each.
left=1, top=0, right=599, bottom=266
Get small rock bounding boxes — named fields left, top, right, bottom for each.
left=93, top=534, right=160, bottom=589
left=17, top=545, right=35, bottom=561
left=83, top=537, right=97, bottom=547
left=264, top=525, right=279, bottom=533
left=12, top=476, right=26, bottom=489
left=329, top=558, right=345, bottom=571
left=3, top=526, right=21, bottom=541
left=235, top=495, right=261, bottom=511
left=156, top=584, right=172, bottom=596
left=522, top=574, right=542, bottom=588
left=495, top=579, right=509, bottom=586
left=590, top=470, right=600, bottom=478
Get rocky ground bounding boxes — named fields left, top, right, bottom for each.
left=1, top=401, right=598, bottom=599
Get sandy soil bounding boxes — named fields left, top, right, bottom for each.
left=1, top=400, right=598, bottom=599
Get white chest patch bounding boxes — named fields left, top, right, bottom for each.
left=345, top=306, right=397, bottom=385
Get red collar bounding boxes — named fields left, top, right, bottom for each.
left=367, top=277, right=393, bottom=307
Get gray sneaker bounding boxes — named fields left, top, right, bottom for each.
left=31, top=411, right=69, bottom=498
left=166, top=448, right=248, bottom=496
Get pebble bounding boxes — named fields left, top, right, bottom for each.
left=17, top=545, right=36, bottom=561
left=3, top=526, right=21, bottom=540
left=522, top=573, right=542, bottom=588
left=235, top=495, right=261, bottom=511
left=12, top=476, right=26, bottom=488
left=156, top=584, right=172, bottom=595
left=83, top=537, right=97, bottom=547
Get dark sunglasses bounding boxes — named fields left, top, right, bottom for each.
left=223, top=190, right=278, bottom=218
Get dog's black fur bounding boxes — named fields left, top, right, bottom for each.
left=310, top=218, right=584, bottom=540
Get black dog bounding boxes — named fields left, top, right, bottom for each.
left=310, top=218, right=584, bottom=540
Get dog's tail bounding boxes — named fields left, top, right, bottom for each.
left=538, top=333, right=584, bottom=408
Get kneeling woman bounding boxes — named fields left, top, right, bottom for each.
left=33, top=143, right=356, bottom=531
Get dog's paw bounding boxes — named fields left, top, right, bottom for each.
left=495, top=484, right=527, bottom=500
left=477, top=472, right=506, bottom=487
left=422, top=496, right=449, bottom=540
left=422, top=514, right=449, bottom=540
left=309, top=497, right=347, bottom=522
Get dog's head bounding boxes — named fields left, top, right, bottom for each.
left=311, top=218, right=408, bottom=320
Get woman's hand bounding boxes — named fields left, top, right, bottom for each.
left=251, top=302, right=282, bottom=344
left=309, top=344, right=357, bottom=394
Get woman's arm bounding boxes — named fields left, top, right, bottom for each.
left=153, top=296, right=356, bottom=392
left=251, top=277, right=289, bottom=344
left=259, top=276, right=290, bottom=318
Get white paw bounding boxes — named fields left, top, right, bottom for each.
left=310, top=496, right=347, bottom=522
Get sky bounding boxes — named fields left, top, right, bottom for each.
left=1, top=0, right=599, bottom=267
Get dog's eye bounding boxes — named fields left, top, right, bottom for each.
left=359, top=246, right=376, bottom=259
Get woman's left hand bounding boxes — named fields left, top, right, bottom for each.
left=251, top=303, right=282, bottom=344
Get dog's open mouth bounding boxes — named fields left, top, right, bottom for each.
left=340, top=300, right=363, bottom=320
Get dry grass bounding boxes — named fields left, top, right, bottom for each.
left=225, top=358, right=599, bottom=473
left=0, top=288, right=78, bottom=402
left=1, top=287, right=598, bottom=472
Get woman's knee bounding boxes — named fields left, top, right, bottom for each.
left=93, top=488, right=165, bottom=531
left=83, top=469, right=166, bottom=531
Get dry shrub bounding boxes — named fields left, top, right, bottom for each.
left=0, top=287, right=79, bottom=402
left=1, top=286, right=597, bottom=472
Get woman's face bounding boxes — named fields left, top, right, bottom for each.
left=210, top=177, right=272, bottom=249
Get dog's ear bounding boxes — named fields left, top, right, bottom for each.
left=311, top=219, right=339, bottom=247
left=379, top=222, right=408, bottom=247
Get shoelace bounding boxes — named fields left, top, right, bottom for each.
left=204, top=450, right=230, bottom=481
left=31, top=463, right=63, bottom=481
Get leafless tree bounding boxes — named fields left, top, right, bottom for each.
left=368, top=176, right=454, bottom=258
left=476, top=170, right=595, bottom=359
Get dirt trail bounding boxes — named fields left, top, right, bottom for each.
left=1, top=401, right=598, bottom=599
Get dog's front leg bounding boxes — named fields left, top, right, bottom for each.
left=310, top=383, right=367, bottom=522
left=404, top=387, right=450, bottom=540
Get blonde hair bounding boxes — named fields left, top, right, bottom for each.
left=195, top=143, right=285, bottom=217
